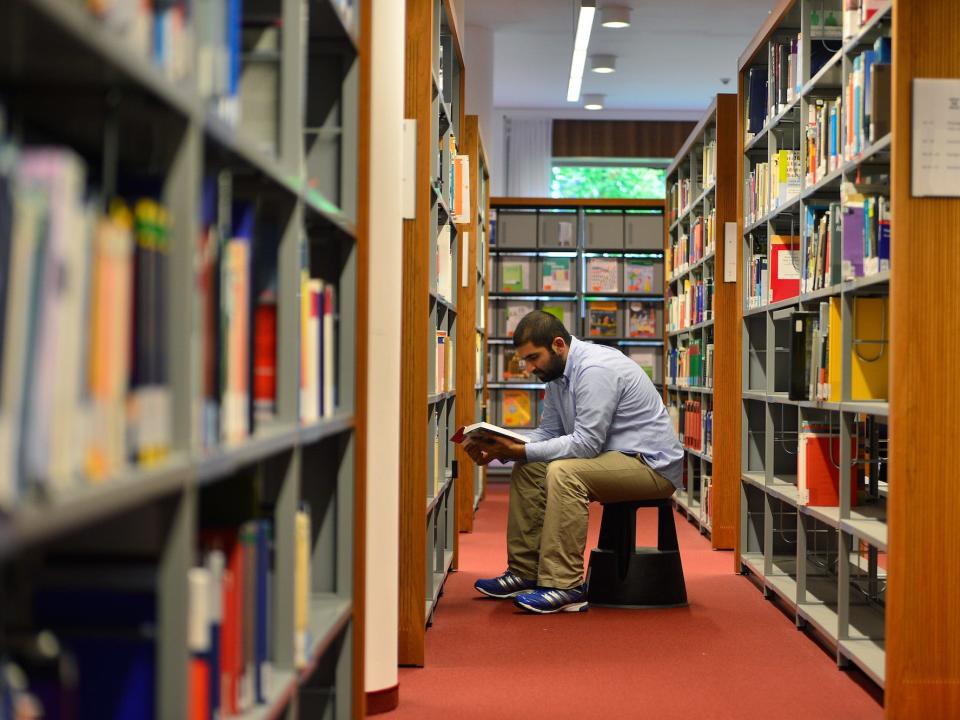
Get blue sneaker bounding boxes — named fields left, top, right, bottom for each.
left=474, top=570, right=537, bottom=599
left=514, top=584, right=589, bottom=613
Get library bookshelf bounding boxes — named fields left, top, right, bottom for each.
left=731, top=0, right=929, bottom=696
left=399, top=0, right=465, bottom=667
left=0, top=0, right=368, bottom=717
left=664, top=94, right=739, bottom=550
left=486, top=197, right=666, bottom=477
left=455, top=115, right=492, bottom=534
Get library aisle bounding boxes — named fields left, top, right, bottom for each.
left=385, top=485, right=881, bottom=719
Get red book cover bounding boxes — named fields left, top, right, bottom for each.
left=189, top=657, right=210, bottom=720
left=769, top=235, right=801, bottom=302
left=201, top=529, right=242, bottom=715
left=798, top=432, right=858, bottom=506
left=253, top=300, right=277, bottom=412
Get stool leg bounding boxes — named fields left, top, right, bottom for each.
left=657, top=503, right=680, bottom=552
left=597, top=504, right=636, bottom=581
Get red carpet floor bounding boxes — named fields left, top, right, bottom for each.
left=384, top=484, right=883, bottom=720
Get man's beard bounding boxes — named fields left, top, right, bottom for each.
left=532, top=350, right=565, bottom=383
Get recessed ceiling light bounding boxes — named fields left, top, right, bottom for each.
left=583, top=93, right=605, bottom=110
left=590, top=54, right=616, bottom=73
left=600, top=6, right=631, bottom=28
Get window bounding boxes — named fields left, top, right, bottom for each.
left=550, top=159, right=668, bottom=200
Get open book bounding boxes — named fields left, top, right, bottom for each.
left=450, top=422, right=530, bottom=444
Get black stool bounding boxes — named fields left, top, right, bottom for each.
left=586, top=498, right=688, bottom=608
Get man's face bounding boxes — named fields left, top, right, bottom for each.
left=515, top=339, right=566, bottom=383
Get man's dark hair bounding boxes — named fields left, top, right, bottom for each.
left=513, top=310, right=572, bottom=349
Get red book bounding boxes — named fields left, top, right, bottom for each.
left=798, top=432, right=858, bottom=506
left=253, top=299, right=277, bottom=420
left=189, top=658, right=210, bottom=720
left=201, top=529, right=243, bottom=715
left=769, top=235, right=801, bottom=302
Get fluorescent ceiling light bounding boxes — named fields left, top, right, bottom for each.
left=590, top=54, right=616, bottom=73
left=600, top=6, right=631, bottom=28
left=566, top=0, right=596, bottom=102
left=583, top=93, right=605, bottom=110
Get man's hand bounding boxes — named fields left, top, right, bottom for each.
left=471, top=433, right=526, bottom=462
left=462, top=437, right=493, bottom=466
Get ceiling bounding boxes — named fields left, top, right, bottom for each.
left=467, top=0, right=782, bottom=114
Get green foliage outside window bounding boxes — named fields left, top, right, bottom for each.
left=550, top=165, right=666, bottom=200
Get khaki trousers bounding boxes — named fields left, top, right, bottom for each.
left=507, top=451, right=676, bottom=589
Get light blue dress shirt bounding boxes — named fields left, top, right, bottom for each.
left=523, top=336, right=684, bottom=488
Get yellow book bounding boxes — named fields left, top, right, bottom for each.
left=828, top=297, right=842, bottom=402
left=501, top=389, right=532, bottom=427
left=851, top=297, right=889, bottom=400
left=294, top=508, right=310, bottom=668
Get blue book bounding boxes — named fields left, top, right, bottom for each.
left=873, top=36, right=892, bottom=64
left=747, top=67, right=768, bottom=134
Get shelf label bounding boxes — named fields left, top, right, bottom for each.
left=912, top=78, right=960, bottom=197
left=724, top=222, right=737, bottom=282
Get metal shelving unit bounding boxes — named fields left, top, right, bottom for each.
left=736, top=0, right=891, bottom=690
left=0, top=0, right=367, bottom=716
left=485, top=197, right=666, bottom=476
left=665, top=95, right=740, bottom=548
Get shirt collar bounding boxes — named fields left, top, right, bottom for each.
left=562, top=336, right=581, bottom=383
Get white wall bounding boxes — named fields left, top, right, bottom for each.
left=365, top=0, right=405, bottom=698
left=465, top=24, right=496, bottom=192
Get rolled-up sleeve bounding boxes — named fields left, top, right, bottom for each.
left=524, top=365, right=618, bottom=462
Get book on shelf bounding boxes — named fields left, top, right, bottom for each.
left=23, top=560, right=159, bottom=718
left=704, top=343, right=714, bottom=388
left=300, top=277, right=336, bottom=423
left=788, top=310, right=820, bottom=401
left=770, top=149, right=801, bottom=207
left=540, top=257, right=572, bottom=292
left=501, top=347, right=533, bottom=381
left=450, top=421, right=530, bottom=445
left=540, top=301, right=574, bottom=331
left=851, top=296, right=888, bottom=400
left=0, top=144, right=177, bottom=508
left=435, top=330, right=448, bottom=393
left=626, top=301, right=659, bottom=338
left=628, top=347, right=661, bottom=383
left=452, top=153, right=470, bottom=224
left=798, top=423, right=858, bottom=507
left=700, top=474, right=712, bottom=527
left=624, top=259, right=657, bottom=294
left=802, top=203, right=843, bottom=292
left=253, top=291, right=277, bottom=426
left=500, top=389, right=533, bottom=428
left=841, top=181, right=890, bottom=280
left=587, top=301, right=619, bottom=338
left=500, top=257, right=532, bottom=293
left=745, top=66, right=768, bottom=137
left=294, top=505, right=312, bottom=669
left=768, top=234, right=801, bottom=303
left=502, top=300, right=534, bottom=337
left=437, top=222, right=454, bottom=300
left=475, top=332, right=484, bottom=386
left=587, top=257, right=620, bottom=293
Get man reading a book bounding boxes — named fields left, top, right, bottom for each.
left=465, top=310, right=683, bottom=613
